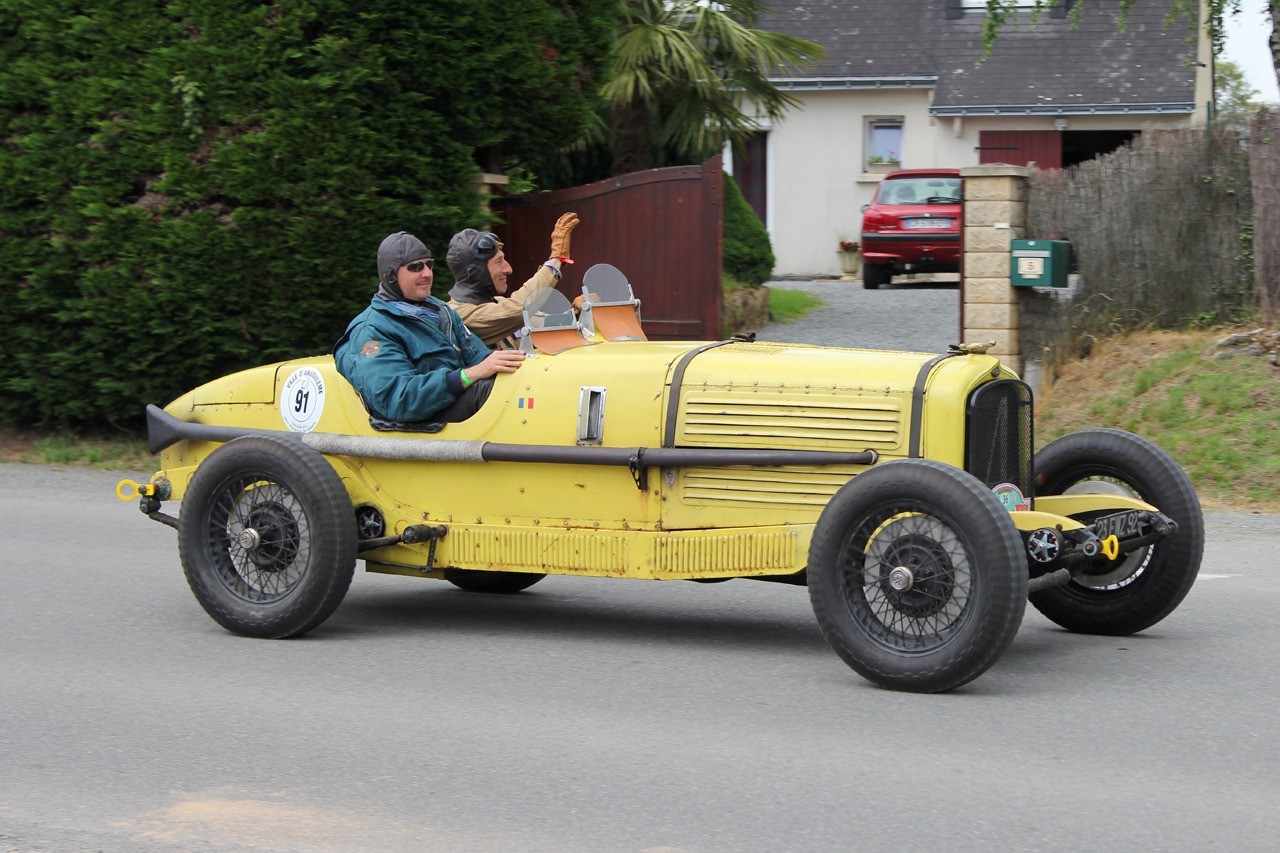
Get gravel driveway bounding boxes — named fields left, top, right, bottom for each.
left=758, top=277, right=960, bottom=353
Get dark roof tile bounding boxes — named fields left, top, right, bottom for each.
left=759, top=0, right=1198, bottom=112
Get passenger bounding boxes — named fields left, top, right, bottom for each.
left=334, top=231, right=525, bottom=425
left=447, top=212, right=580, bottom=347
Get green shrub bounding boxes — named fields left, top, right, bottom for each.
left=722, top=173, right=774, bottom=286
left=0, top=0, right=613, bottom=428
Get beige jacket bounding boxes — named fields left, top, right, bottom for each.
left=448, top=264, right=560, bottom=347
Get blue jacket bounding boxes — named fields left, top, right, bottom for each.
left=334, top=296, right=491, bottom=423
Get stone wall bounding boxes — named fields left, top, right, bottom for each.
left=722, top=286, right=771, bottom=338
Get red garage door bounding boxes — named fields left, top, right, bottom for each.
left=977, top=131, right=1062, bottom=169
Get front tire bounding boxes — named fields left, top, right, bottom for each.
left=862, top=263, right=890, bottom=289
left=1030, top=428, right=1203, bottom=635
left=178, top=435, right=357, bottom=638
left=444, top=570, right=545, bottom=594
left=808, top=460, right=1027, bottom=693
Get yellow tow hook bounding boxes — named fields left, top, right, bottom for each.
left=1100, top=535, right=1120, bottom=561
left=115, top=477, right=171, bottom=502
left=117, top=477, right=177, bottom=528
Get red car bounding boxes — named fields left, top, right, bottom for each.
left=860, top=168, right=962, bottom=289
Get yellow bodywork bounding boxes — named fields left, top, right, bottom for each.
left=144, top=338, right=1097, bottom=581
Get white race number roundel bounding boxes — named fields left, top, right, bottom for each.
left=280, top=367, right=325, bottom=432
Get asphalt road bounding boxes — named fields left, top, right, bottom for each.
left=2, top=463, right=1279, bottom=852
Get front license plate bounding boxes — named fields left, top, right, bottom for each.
left=1092, top=510, right=1145, bottom=540
left=902, top=218, right=952, bottom=229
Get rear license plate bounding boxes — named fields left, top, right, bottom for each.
left=1092, top=510, right=1145, bottom=540
left=902, top=218, right=952, bottom=230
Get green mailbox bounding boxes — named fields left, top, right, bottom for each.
left=1010, top=239, right=1070, bottom=288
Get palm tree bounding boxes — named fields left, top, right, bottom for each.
left=603, top=0, right=823, bottom=175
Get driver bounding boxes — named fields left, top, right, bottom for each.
left=447, top=212, right=580, bottom=347
left=334, top=231, right=525, bottom=425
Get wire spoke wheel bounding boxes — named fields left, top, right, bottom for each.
left=211, top=479, right=311, bottom=603
left=1061, top=479, right=1152, bottom=590
left=809, top=460, right=1026, bottom=693
left=179, top=436, right=356, bottom=638
left=848, top=512, right=974, bottom=653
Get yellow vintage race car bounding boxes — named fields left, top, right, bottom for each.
left=119, top=264, right=1202, bottom=693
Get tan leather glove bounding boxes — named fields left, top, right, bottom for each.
left=549, top=212, right=579, bottom=261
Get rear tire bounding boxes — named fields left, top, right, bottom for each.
left=1030, top=428, right=1203, bottom=635
left=862, top=263, right=890, bottom=289
left=444, top=569, right=546, bottom=594
left=178, top=436, right=356, bottom=638
left=808, top=460, right=1027, bottom=693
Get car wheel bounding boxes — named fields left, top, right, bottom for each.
left=178, top=435, right=356, bottom=638
left=444, top=569, right=546, bottom=594
left=807, top=459, right=1027, bottom=693
left=862, top=263, right=890, bottom=289
left=1030, top=428, right=1203, bottom=635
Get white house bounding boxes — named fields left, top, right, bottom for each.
left=731, top=0, right=1214, bottom=278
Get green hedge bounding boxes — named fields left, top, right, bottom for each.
left=722, top=173, right=774, bottom=286
left=0, top=0, right=614, bottom=428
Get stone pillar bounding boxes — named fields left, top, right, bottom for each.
left=959, top=165, right=1030, bottom=374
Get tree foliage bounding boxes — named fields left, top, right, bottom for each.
left=1215, top=58, right=1265, bottom=126
left=0, top=0, right=614, bottom=428
left=601, top=0, right=822, bottom=175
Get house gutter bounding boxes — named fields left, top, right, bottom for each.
left=771, top=76, right=938, bottom=91
left=769, top=78, right=1194, bottom=117
left=930, top=102, right=1195, bottom=116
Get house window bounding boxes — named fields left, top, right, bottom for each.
left=866, top=119, right=903, bottom=169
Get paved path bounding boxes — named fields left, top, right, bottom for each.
left=758, top=277, right=960, bottom=353
left=2, top=463, right=1279, bottom=852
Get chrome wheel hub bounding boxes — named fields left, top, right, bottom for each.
left=238, top=528, right=261, bottom=551
left=888, top=566, right=915, bottom=592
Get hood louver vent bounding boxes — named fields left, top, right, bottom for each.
left=679, top=394, right=904, bottom=451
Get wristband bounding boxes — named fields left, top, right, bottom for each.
left=460, top=369, right=473, bottom=388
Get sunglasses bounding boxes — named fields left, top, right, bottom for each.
left=405, top=259, right=434, bottom=272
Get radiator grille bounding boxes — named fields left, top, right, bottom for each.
left=965, top=379, right=1034, bottom=500
left=680, top=394, right=903, bottom=450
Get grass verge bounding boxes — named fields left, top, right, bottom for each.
left=768, top=288, right=824, bottom=323
left=1036, top=328, right=1280, bottom=511
left=0, top=429, right=154, bottom=471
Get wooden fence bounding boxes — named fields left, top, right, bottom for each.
left=491, top=156, right=724, bottom=340
left=1021, top=118, right=1266, bottom=364
left=1252, top=108, right=1280, bottom=326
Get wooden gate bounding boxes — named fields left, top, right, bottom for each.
left=491, top=156, right=723, bottom=339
